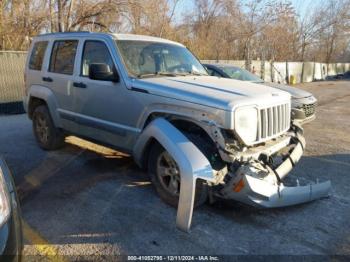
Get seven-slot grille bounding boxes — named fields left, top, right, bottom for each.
left=258, top=103, right=290, bottom=141
left=302, top=103, right=316, bottom=117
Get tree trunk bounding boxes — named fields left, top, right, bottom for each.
left=301, top=61, right=305, bottom=83
left=24, top=0, right=31, bottom=47
left=159, top=0, right=179, bottom=38
left=66, top=0, right=75, bottom=31
left=326, top=35, right=335, bottom=64
left=49, top=0, right=55, bottom=32
left=271, top=60, right=275, bottom=83
left=285, top=61, right=289, bottom=84
left=300, top=34, right=307, bottom=62
left=260, top=47, right=266, bottom=80
left=245, top=39, right=252, bottom=71
left=57, top=0, right=64, bottom=32
left=300, top=43, right=306, bottom=62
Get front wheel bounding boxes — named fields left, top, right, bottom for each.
left=32, top=105, right=65, bottom=150
left=148, top=142, right=208, bottom=208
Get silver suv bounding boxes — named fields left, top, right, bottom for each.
left=24, top=32, right=330, bottom=231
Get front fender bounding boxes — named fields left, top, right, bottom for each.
left=25, top=85, right=62, bottom=128
left=133, top=118, right=215, bottom=232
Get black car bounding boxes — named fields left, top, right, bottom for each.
left=204, top=63, right=264, bottom=81
left=0, top=157, right=22, bottom=261
left=325, top=71, right=350, bottom=80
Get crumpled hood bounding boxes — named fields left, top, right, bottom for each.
left=261, top=82, right=313, bottom=99
left=134, top=76, right=291, bottom=111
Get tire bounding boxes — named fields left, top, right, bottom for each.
left=148, top=142, right=208, bottom=208
left=32, top=105, right=65, bottom=150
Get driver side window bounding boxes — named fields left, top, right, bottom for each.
left=81, top=41, right=114, bottom=76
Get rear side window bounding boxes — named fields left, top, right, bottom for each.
left=29, top=41, right=48, bottom=70
left=81, top=41, right=114, bottom=76
left=49, top=40, right=78, bottom=75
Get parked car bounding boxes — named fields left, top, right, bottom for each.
left=325, top=71, right=350, bottom=80
left=23, top=32, right=330, bottom=231
left=0, top=157, right=23, bottom=260
left=344, top=71, right=350, bottom=79
left=204, top=64, right=317, bottom=125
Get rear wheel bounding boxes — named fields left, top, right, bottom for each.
left=32, top=105, right=65, bottom=150
left=148, top=142, right=208, bottom=208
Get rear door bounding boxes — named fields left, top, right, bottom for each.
left=25, top=40, right=49, bottom=105
left=26, top=40, right=49, bottom=89
left=44, top=39, right=79, bottom=131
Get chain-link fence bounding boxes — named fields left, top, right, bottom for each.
left=0, top=51, right=27, bottom=114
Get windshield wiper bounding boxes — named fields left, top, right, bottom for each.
left=186, top=70, right=207, bottom=76
left=138, top=72, right=180, bottom=78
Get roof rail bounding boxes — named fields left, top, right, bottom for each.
left=38, top=31, right=91, bottom=36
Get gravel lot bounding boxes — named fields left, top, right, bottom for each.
left=0, top=81, right=349, bottom=259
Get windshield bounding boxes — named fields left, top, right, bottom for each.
left=116, top=40, right=208, bottom=78
left=219, top=66, right=263, bottom=82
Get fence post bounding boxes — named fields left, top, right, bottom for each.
left=260, top=60, right=265, bottom=80
left=271, top=61, right=275, bottom=83
left=285, top=61, right=289, bottom=84
left=301, top=62, right=305, bottom=83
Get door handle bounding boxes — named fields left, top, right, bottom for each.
left=73, top=82, right=87, bottom=88
left=42, top=77, right=53, bottom=82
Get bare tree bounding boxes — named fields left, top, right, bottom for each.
left=159, top=0, right=180, bottom=37
left=0, top=0, right=349, bottom=60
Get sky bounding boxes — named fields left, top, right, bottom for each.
left=174, top=0, right=325, bottom=23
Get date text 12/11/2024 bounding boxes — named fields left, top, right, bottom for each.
left=127, top=256, right=220, bottom=261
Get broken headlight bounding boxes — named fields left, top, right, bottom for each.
left=234, top=106, right=258, bottom=145
left=0, top=167, right=11, bottom=228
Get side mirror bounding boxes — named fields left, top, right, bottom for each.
left=88, top=63, right=119, bottom=82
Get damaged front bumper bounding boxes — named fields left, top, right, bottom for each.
left=221, top=173, right=331, bottom=208
left=218, top=125, right=331, bottom=208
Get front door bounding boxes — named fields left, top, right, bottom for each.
left=72, top=39, right=139, bottom=151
